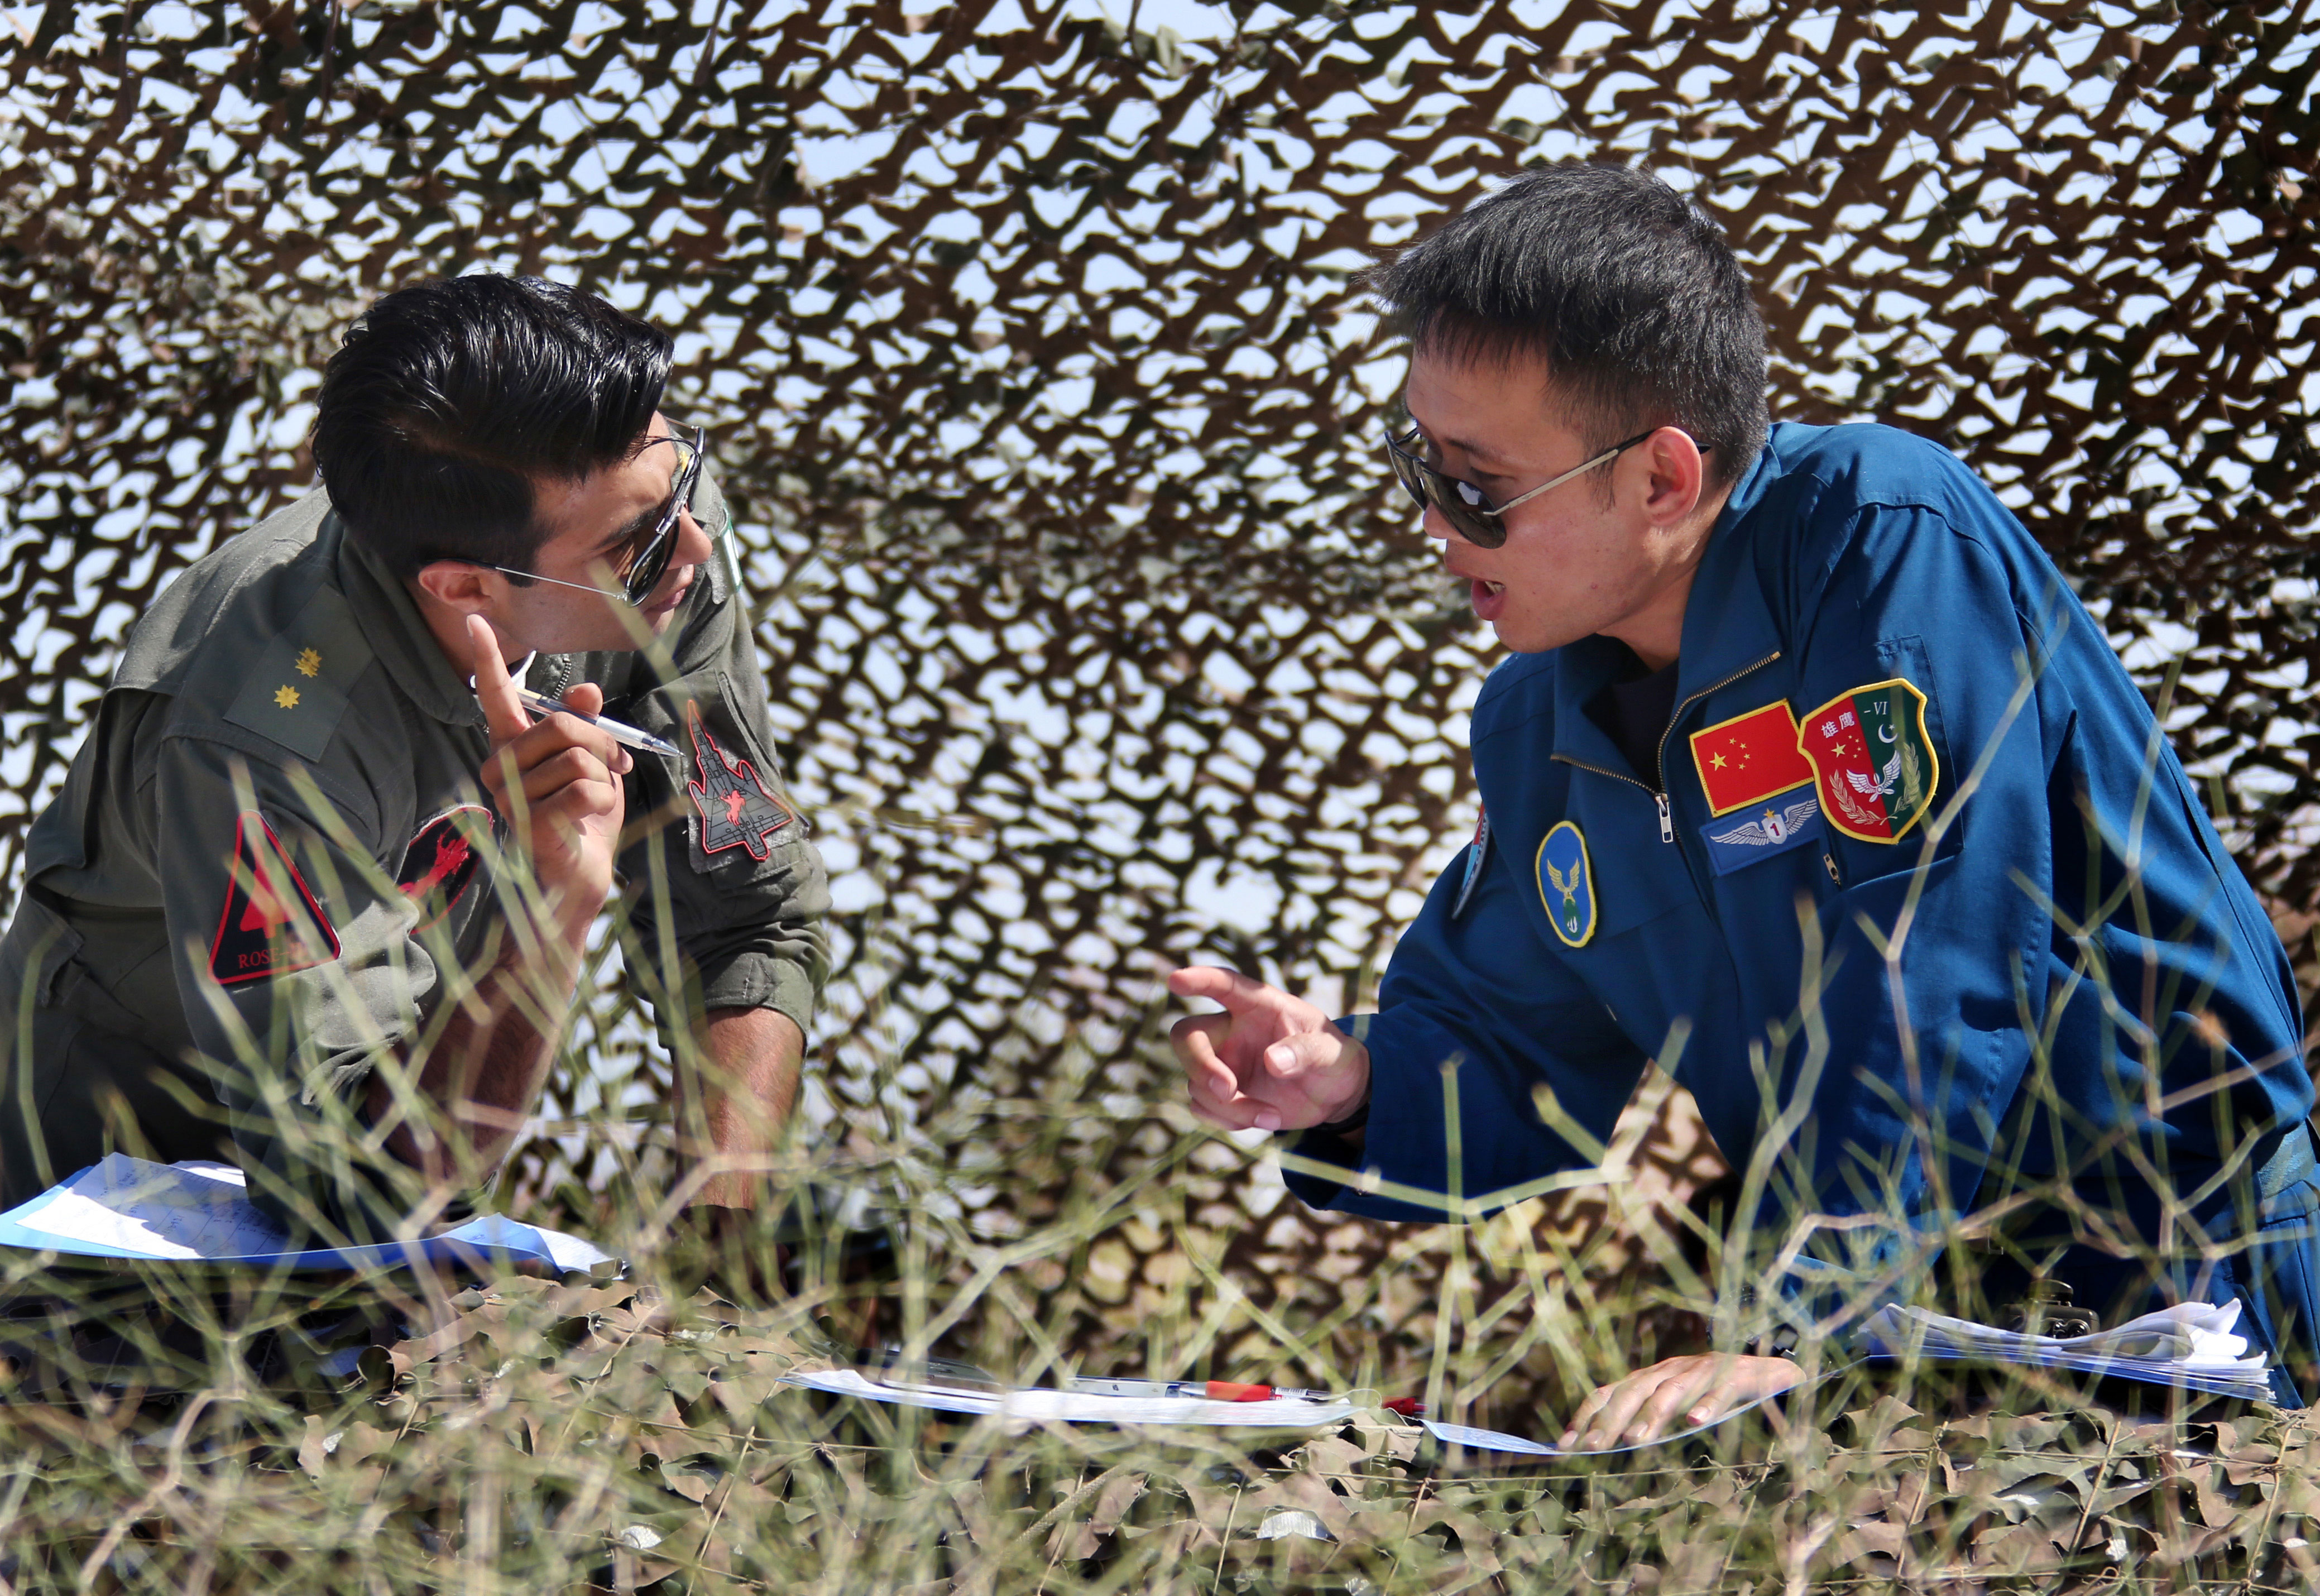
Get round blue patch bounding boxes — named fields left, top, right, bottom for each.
left=1535, top=819, right=1597, bottom=948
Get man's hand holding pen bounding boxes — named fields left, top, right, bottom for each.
left=469, top=614, right=629, bottom=924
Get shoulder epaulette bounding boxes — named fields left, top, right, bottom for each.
left=222, top=582, right=375, bottom=761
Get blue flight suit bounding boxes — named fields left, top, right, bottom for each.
left=1286, top=421, right=2320, bottom=1399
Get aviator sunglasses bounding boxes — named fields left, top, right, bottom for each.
left=1382, top=424, right=1685, bottom=549
left=496, top=421, right=708, bottom=606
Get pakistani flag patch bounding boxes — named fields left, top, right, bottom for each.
left=1796, top=678, right=1940, bottom=843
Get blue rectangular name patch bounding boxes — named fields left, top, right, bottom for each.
left=1699, top=785, right=1824, bottom=876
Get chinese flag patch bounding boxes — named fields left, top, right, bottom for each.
left=686, top=702, right=798, bottom=865
left=1689, top=701, right=1816, bottom=816
left=208, top=811, right=340, bottom=986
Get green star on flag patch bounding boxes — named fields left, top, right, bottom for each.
left=1796, top=677, right=1939, bottom=843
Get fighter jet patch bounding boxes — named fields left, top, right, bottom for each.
left=1535, top=819, right=1597, bottom=948
left=396, top=805, right=490, bottom=931
left=209, top=811, right=340, bottom=986
left=686, top=702, right=799, bottom=866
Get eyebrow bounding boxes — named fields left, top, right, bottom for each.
left=1421, top=426, right=1517, bottom=477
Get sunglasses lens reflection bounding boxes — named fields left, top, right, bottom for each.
left=1385, top=432, right=1506, bottom=549
left=621, top=435, right=704, bottom=603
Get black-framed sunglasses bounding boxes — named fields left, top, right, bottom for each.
left=1382, top=424, right=1680, bottom=549
left=497, top=421, right=708, bottom=606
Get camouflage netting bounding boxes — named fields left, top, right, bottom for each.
left=3, top=0, right=2317, bottom=1421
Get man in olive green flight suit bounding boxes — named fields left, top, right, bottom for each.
left=0, top=275, right=828, bottom=1249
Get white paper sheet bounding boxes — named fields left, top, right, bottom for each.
left=1865, top=1300, right=2267, bottom=1370
left=8, top=1153, right=612, bottom=1271
left=783, top=1367, right=1356, bottom=1427
left=22, top=1156, right=286, bottom=1259
left=1860, top=1300, right=2275, bottom=1401
left=1422, top=1419, right=1560, bottom=1457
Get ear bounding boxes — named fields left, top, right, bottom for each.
left=1638, top=428, right=1708, bottom=526
left=411, top=560, right=501, bottom=616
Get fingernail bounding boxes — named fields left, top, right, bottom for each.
left=1253, top=1109, right=1281, bottom=1132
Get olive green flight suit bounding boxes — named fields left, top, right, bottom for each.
left=0, top=485, right=829, bottom=1241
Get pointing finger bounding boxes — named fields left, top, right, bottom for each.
left=1167, top=965, right=1274, bottom=1012
left=468, top=615, right=531, bottom=746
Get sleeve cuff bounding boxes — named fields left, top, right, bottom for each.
left=693, top=951, right=818, bottom=1038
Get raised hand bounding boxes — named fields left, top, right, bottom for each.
left=469, top=614, right=630, bottom=918
left=1168, top=966, right=1370, bottom=1133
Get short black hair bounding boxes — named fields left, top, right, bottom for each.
left=311, top=275, right=673, bottom=581
left=1370, top=164, right=1768, bottom=486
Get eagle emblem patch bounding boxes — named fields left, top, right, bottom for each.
left=208, top=811, right=340, bottom=986
left=686, top=702, right=799, bottom=866
left=1535, top=820, right=1597, bottom=948
left=396, top=805, right=491, bottom=931
left=1796, top=678, right=1939, bottom=843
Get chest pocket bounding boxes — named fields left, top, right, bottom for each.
left=1536, top=775, right=1705, bottom=944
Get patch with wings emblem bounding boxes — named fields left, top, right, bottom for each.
left=1699, top=788, right=1824, bottom=876
left=1797, top=678, right=1939, bottom=843
left=1533, top=819, right=1597, bottom=948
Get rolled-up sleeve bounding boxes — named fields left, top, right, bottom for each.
left=610, top=531, right=830, bottom=1038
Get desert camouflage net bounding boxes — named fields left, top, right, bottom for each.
left=3, top=0, right=2316, bottom=1418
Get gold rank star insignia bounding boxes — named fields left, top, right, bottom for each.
left=274, top=685, right=300, bottom=710
left=295, top=647, right=322, bottom=678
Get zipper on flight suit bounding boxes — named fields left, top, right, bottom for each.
left=1551, top=651, right=1784, bottom=844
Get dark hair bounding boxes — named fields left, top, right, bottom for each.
left=311, top=275, right=673, bottom=581
left=1369, top=164, right=1768, bottom=486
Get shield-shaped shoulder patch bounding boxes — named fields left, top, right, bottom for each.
left=1796, top=677, right=1940, bottom=843
left=1535, top=820, right=1597, bottom=948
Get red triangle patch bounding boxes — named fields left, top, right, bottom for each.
left=208, top=811, right=340, bottom=986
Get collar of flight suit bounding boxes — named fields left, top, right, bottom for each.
left=330, top=513, right=493, bottom=732
left=1546, top=435, right=1790, bottom=780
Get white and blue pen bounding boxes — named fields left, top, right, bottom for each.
left=507, top=685, right=682, bottom=760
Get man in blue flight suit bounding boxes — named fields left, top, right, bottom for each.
left=1169, top=164, right=2318, bottom=1442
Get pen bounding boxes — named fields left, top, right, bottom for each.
left=1066, top=1377, right=1307, bottom=1402
left=503, top=686, right=683, bottom=759
left=1068, top=1378, right=1424, bottom=1415
left=1061, top=1377, right=1422, bottom=1412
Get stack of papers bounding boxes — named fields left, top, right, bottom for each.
left=0, top=1154, right=614, bottom=1274
left=783, top=1367, right=1358, bottom=1429
left=1860, top=1300, right=2275, bottom=1401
